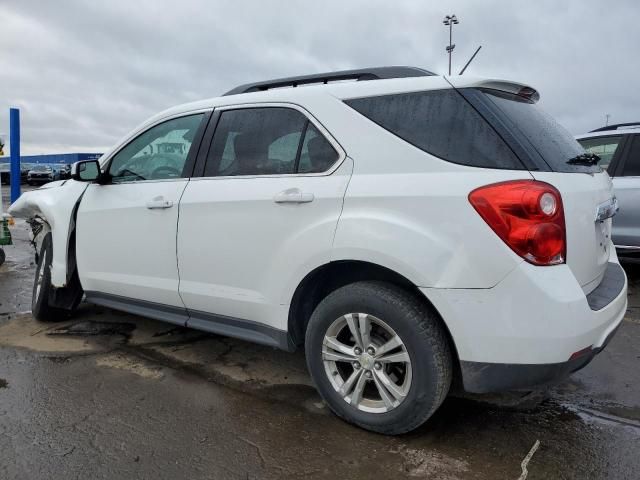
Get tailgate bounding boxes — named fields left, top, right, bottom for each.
left=452, top=82, right=618, bottom=292
left=532, top=171, right=615, bottom=292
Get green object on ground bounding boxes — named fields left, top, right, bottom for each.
left=0, top=217, right=12, bottom=246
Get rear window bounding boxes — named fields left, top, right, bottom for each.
left=345, top=90, right=524, bottom=170
left=481, top=90, right=596, bottom=173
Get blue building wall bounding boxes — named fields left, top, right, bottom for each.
left=0, top=153, right=103, bottom=166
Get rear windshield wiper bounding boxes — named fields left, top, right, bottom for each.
left=566, top=152, right=600, bottom=165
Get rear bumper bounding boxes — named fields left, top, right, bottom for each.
left=422, top=250, right=627, bottom=393
left=459, top=321, right=620, bottom=393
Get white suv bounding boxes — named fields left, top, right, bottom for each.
left=9, top=67, right=627, bottom=434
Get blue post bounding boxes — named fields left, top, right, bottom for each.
left=10, top=108, right=21, bottom=203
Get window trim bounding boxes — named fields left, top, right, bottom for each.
left=194, top=102, right=346, bottom=180
left=614, top=134, right=640, bottom=178
left=99, top=109, right=213, bottom=185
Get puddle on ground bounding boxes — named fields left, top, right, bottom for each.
left=96, top=352, right=164, bottom=379
left=49, top=320, right=136, bottom=337
left=392, top=445, right=470, bottom=479
left=0, top=378, right=7, bottom=388
left=0, top=314, right=94, bottom=353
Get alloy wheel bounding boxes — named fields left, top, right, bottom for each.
left=322, top=313, right=412, bottom=413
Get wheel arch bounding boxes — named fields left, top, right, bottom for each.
left=287, top=260, right=461, bottom=373
left=8, top=181, right=89, bottom=288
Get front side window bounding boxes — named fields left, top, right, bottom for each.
left=204, top=107, right=339, bottom=176
left=577, top=136, right=623, bottom=171
left=345, top=90, right=523, bottom=170
left=108, top=114, right=204, bottom=183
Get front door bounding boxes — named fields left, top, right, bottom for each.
left=76, top=112, right=208, bottom=310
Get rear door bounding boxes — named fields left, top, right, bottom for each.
left=177, top=105, right=351, bottom=336
left=77, top=112, right=208, bottom=310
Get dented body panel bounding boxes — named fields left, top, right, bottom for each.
left=8, top=181, right=88, bottom=287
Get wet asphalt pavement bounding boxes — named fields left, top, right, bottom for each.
left=1, top=185, right=639, bottom=479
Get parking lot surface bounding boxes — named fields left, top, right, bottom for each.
left=1, top=185, right=639, bottom=479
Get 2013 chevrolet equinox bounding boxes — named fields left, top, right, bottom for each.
left=9, top=67, right=627, bottom=434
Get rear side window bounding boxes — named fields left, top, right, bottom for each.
left=577, top=136, right=623, bottom=171
left=204, top=107, right=339, bottom=177
left=345, top=90, right=523, bottom=169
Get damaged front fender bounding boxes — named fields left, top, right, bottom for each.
left=9, top=181, right=89, bottom=287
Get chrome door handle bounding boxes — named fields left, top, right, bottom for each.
left=273, top=189, right=314, bottom=204
left=146, top=198, right=173, bottom=209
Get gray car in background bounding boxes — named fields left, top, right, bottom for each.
left=577, top=123, right=640, bottom=261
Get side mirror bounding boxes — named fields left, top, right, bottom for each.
left=71, top=160, right=101, bottom=182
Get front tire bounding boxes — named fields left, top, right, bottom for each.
left=32, top=233, right=81, bottom=321
left=305, top=281, right=452, bottom=435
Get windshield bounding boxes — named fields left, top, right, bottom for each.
left=482, top=89, right=597, bottom=173
left=32, top=165, right=50, bottom=171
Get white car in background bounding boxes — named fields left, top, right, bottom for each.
left=26, top=164, right=58, bottom=185
left=10, top=67, right=627, bottom=434
left=577, top=123, right=640, bottom=260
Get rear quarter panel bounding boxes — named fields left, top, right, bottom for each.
left=333, top=169, right=532, bottom=288
left=306, top=90, right=532, bottom=288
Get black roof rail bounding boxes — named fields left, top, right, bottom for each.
left=590, top=122, right=640, bottom=132
left=223, top=66, right=435, bottom=96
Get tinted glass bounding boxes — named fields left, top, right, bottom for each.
left=345, top=89, right=523, bottom=169
left=622, top=135, right=640, bottom=176
left=205, top=108, right=307, bottom=176
left=109, top=114, right=204, bottom=183
left=577, top=136, right=623, bottom=170
left=298, top=123, right=339, bottom=173
left=482, top=90, right=595, bottom=173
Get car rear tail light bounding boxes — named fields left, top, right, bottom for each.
left=468, top=180, right=566, bottom=266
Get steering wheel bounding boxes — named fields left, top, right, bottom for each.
left=151, top=165, right=182, bottom=179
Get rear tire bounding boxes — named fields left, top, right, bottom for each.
left=305, top=281, right=452, bottom=434
left=32, top=233, right=81, bottom=321
left=0, top=248, right=5, bottom=266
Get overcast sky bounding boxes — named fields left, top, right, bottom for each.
left=1, top=0, right=638, bottom=155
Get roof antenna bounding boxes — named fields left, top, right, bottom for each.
left=459, top=46, right=482, bottom=75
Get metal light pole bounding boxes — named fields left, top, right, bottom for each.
left=443, top=14, right=459, bottom=76
left=9, top=108, right=21, bottom=203
left=605, top=114, right=611, bottom=126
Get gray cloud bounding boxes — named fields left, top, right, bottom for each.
left=1, top=0, right=638, bottom=154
